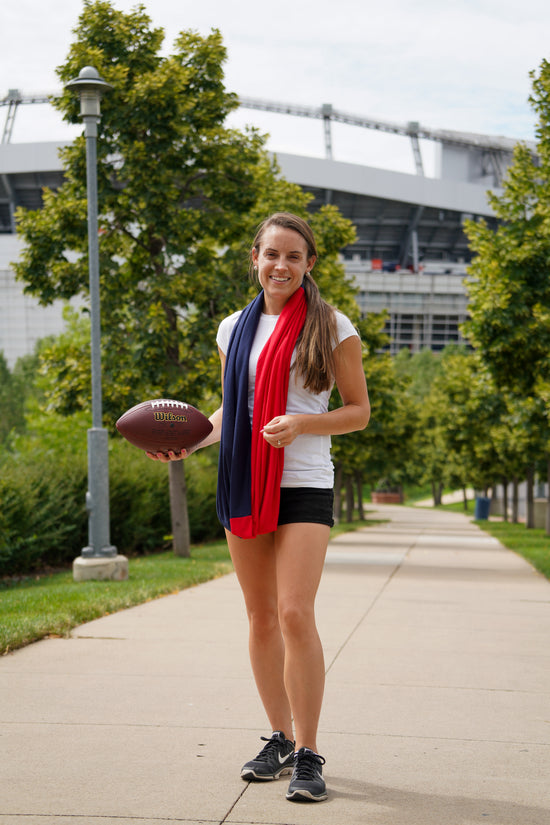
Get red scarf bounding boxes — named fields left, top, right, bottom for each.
left=217, top=287, right=307, bottom=538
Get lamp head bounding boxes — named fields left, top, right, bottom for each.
left=65, top=66, right=113, bottom=118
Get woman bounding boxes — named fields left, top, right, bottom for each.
left=149, top=212, right=370, bottom=802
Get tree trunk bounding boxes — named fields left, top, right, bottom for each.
left=432, top=481, right=443, bottom=506
left=546, top=456, right=550, bottom=537
left=345, top=474, right=354, bottom=522
left=512, top=477, right=519, bottom=523
left=355, top=471, right=365, bottom=520
left=502, top=480, right=508, bottom=522
left=462, top=487, right=468, bottom=511
left=333, top=463, right=342, bottom=523
left=334, top=463, right=343, bottom=522
left=169, top=460, right=191, bottom=557
left=526, top=465, right=535, bottom=529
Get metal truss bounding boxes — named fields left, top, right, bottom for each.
left=238, top=96, right=536, bottom=183
left=1, top=90, right=51, bottom=143
left=2, top=90, right=536, bottom=185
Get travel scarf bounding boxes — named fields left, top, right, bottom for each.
left=216, top=287, right=307, bottom=538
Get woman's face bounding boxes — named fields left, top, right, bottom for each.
left=252, top=225, right=316, bottom=315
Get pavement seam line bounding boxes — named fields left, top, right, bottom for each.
left=218, top=781, right=250, bottom=825
left=324, top=533, right=418, bottom=676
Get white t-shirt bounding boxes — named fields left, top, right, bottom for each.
left=216, top=308, right=359, bottom=488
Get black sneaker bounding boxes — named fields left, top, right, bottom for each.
left=241, top=731, right=295, bottom=781
left=286, top=747, right=327, bottom=802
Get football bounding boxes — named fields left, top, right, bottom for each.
left=116, top=399, right=213, bottom=454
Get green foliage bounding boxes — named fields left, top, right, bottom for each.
left=332, top=313, right=417, bottom=493
left=0, top=454, right=88, bottom=575
left=462, top=57, right=550, bottom=510
left=11, top=0, right=361, bottom=556
left=0, top=407, right=222, bottom=576
left=393, top=347, right=444, bottom=403
left=423, top=349, right=495, bottom=491
left=15, top=2, right=261, bottom=419
left=463, top=62, right=550, bottom=397
left=412, top=347, right=539, bottom=496
left=33, top=308, right=92, bottom=416
left=14, top=1, right=358, bottom=433
left=0, top=352, right=26, bottom=445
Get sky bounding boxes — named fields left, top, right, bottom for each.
left=2, top=0, right=549, bottom=176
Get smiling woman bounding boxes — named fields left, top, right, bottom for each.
left=251, top=223, right=315, bottom=315
left=147, top=211, right=370, bottom=803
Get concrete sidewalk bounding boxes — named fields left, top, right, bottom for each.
left=1, top=505, right=549, bottom=824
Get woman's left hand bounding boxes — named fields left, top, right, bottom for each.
left=261, top=415, right=301, bottom=449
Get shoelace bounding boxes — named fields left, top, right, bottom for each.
left=293, top=750, right=326, bottom=779
left=255, top=735, right=286, bottom=762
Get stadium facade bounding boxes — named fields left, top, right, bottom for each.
left=0, top=100, right=528, bottom=367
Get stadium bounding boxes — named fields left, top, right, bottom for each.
left=0, top=93, right=533, bottom=366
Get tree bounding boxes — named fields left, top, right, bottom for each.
left=332, top=320, right=418, bottom=517
left=0, top=353, right=26, bottom=446
left=416, top=347, right=539, bottom=520
left=394, top=347, right=443, bottom=404
left=14, top=1, right=358, bottom=554
left=463, top=59, right=550, bottom=532
left=491, top=395, right=541, bottom=522
left=392, top=347, right=447, bottom=504
left=330, top=310, right=400, bottom=520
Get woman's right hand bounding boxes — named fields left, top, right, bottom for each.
left=146, top=448, right=191, bottom=462
left=145, top=405, right=222, bottom=463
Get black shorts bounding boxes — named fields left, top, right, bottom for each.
left=278, top=487, right=334, bottom=528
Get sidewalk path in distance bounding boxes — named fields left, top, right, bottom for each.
left=414, top=488, right=475, bottom=507
left=0, top=504, right=549, bottom=824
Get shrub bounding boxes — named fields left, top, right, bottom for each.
left=108, top=441, right=223, bottom=554
left=108, top=444, right=171, bottom=556
left=0, top=419, right=222, bottom=576
left=0, top=456, right=88, bottom=575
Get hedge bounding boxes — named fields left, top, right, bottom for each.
left=0, top=440, right=223, bottom=577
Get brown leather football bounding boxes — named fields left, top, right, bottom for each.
left=116, top=399, right=213, bottom=454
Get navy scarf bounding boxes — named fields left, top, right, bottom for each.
left=216, top=288, right=307, bottom=538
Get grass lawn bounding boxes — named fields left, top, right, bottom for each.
left=1, top=518, right=378, bottom=656
left=0, top=542, right=232, bottom=656
left=440, top=498, right=550, bottom=582
left=476, top=520, right=550, bottom=581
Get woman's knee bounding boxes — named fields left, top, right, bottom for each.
left=247, top=605, right=280, bottom=641
left=278, top=602, right=316, bottom=641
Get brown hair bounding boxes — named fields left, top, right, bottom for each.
left=250, top=212, right=338, bottom=394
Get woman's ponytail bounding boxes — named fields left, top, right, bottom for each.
left=295, top=273, right=338, bottom=394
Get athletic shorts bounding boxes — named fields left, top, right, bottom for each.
left=278, top=487, right=334, bottom=528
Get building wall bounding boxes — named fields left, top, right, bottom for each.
left=347, top=259, right=469, bottom=354
left=1, top=240, right=471, bottom=368
left=0, top=235, right=81, bottom=368
left=0, top=144, right=491, bottom=368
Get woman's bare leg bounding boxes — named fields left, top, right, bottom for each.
left=274, top=522, right=329, bottom=752
left=226, top=529, right=293, bottom=741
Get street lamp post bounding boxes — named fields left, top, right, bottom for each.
left=66, top=66, right=127, bottom=582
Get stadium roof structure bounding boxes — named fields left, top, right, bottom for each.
left=276, top=152, right=499, bottom=269
left=1, top=92, right=529, bottom=268
left=0, top=139, right=500, bottom=269
left=0, top=92, right=533, bottom=359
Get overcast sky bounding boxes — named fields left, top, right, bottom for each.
left=2, top=0, right=549, bottom=175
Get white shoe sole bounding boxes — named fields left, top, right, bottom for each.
left=286, top=787, right=328, bottom=802
left=241, top=765, right=293, bottom=781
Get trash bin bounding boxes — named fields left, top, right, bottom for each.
left=474, top=496, right=490, bottom=520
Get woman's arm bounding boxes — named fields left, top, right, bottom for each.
left=147, top=348, right=226, bottom=462
left=261, top=335, right=370, bottom=448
